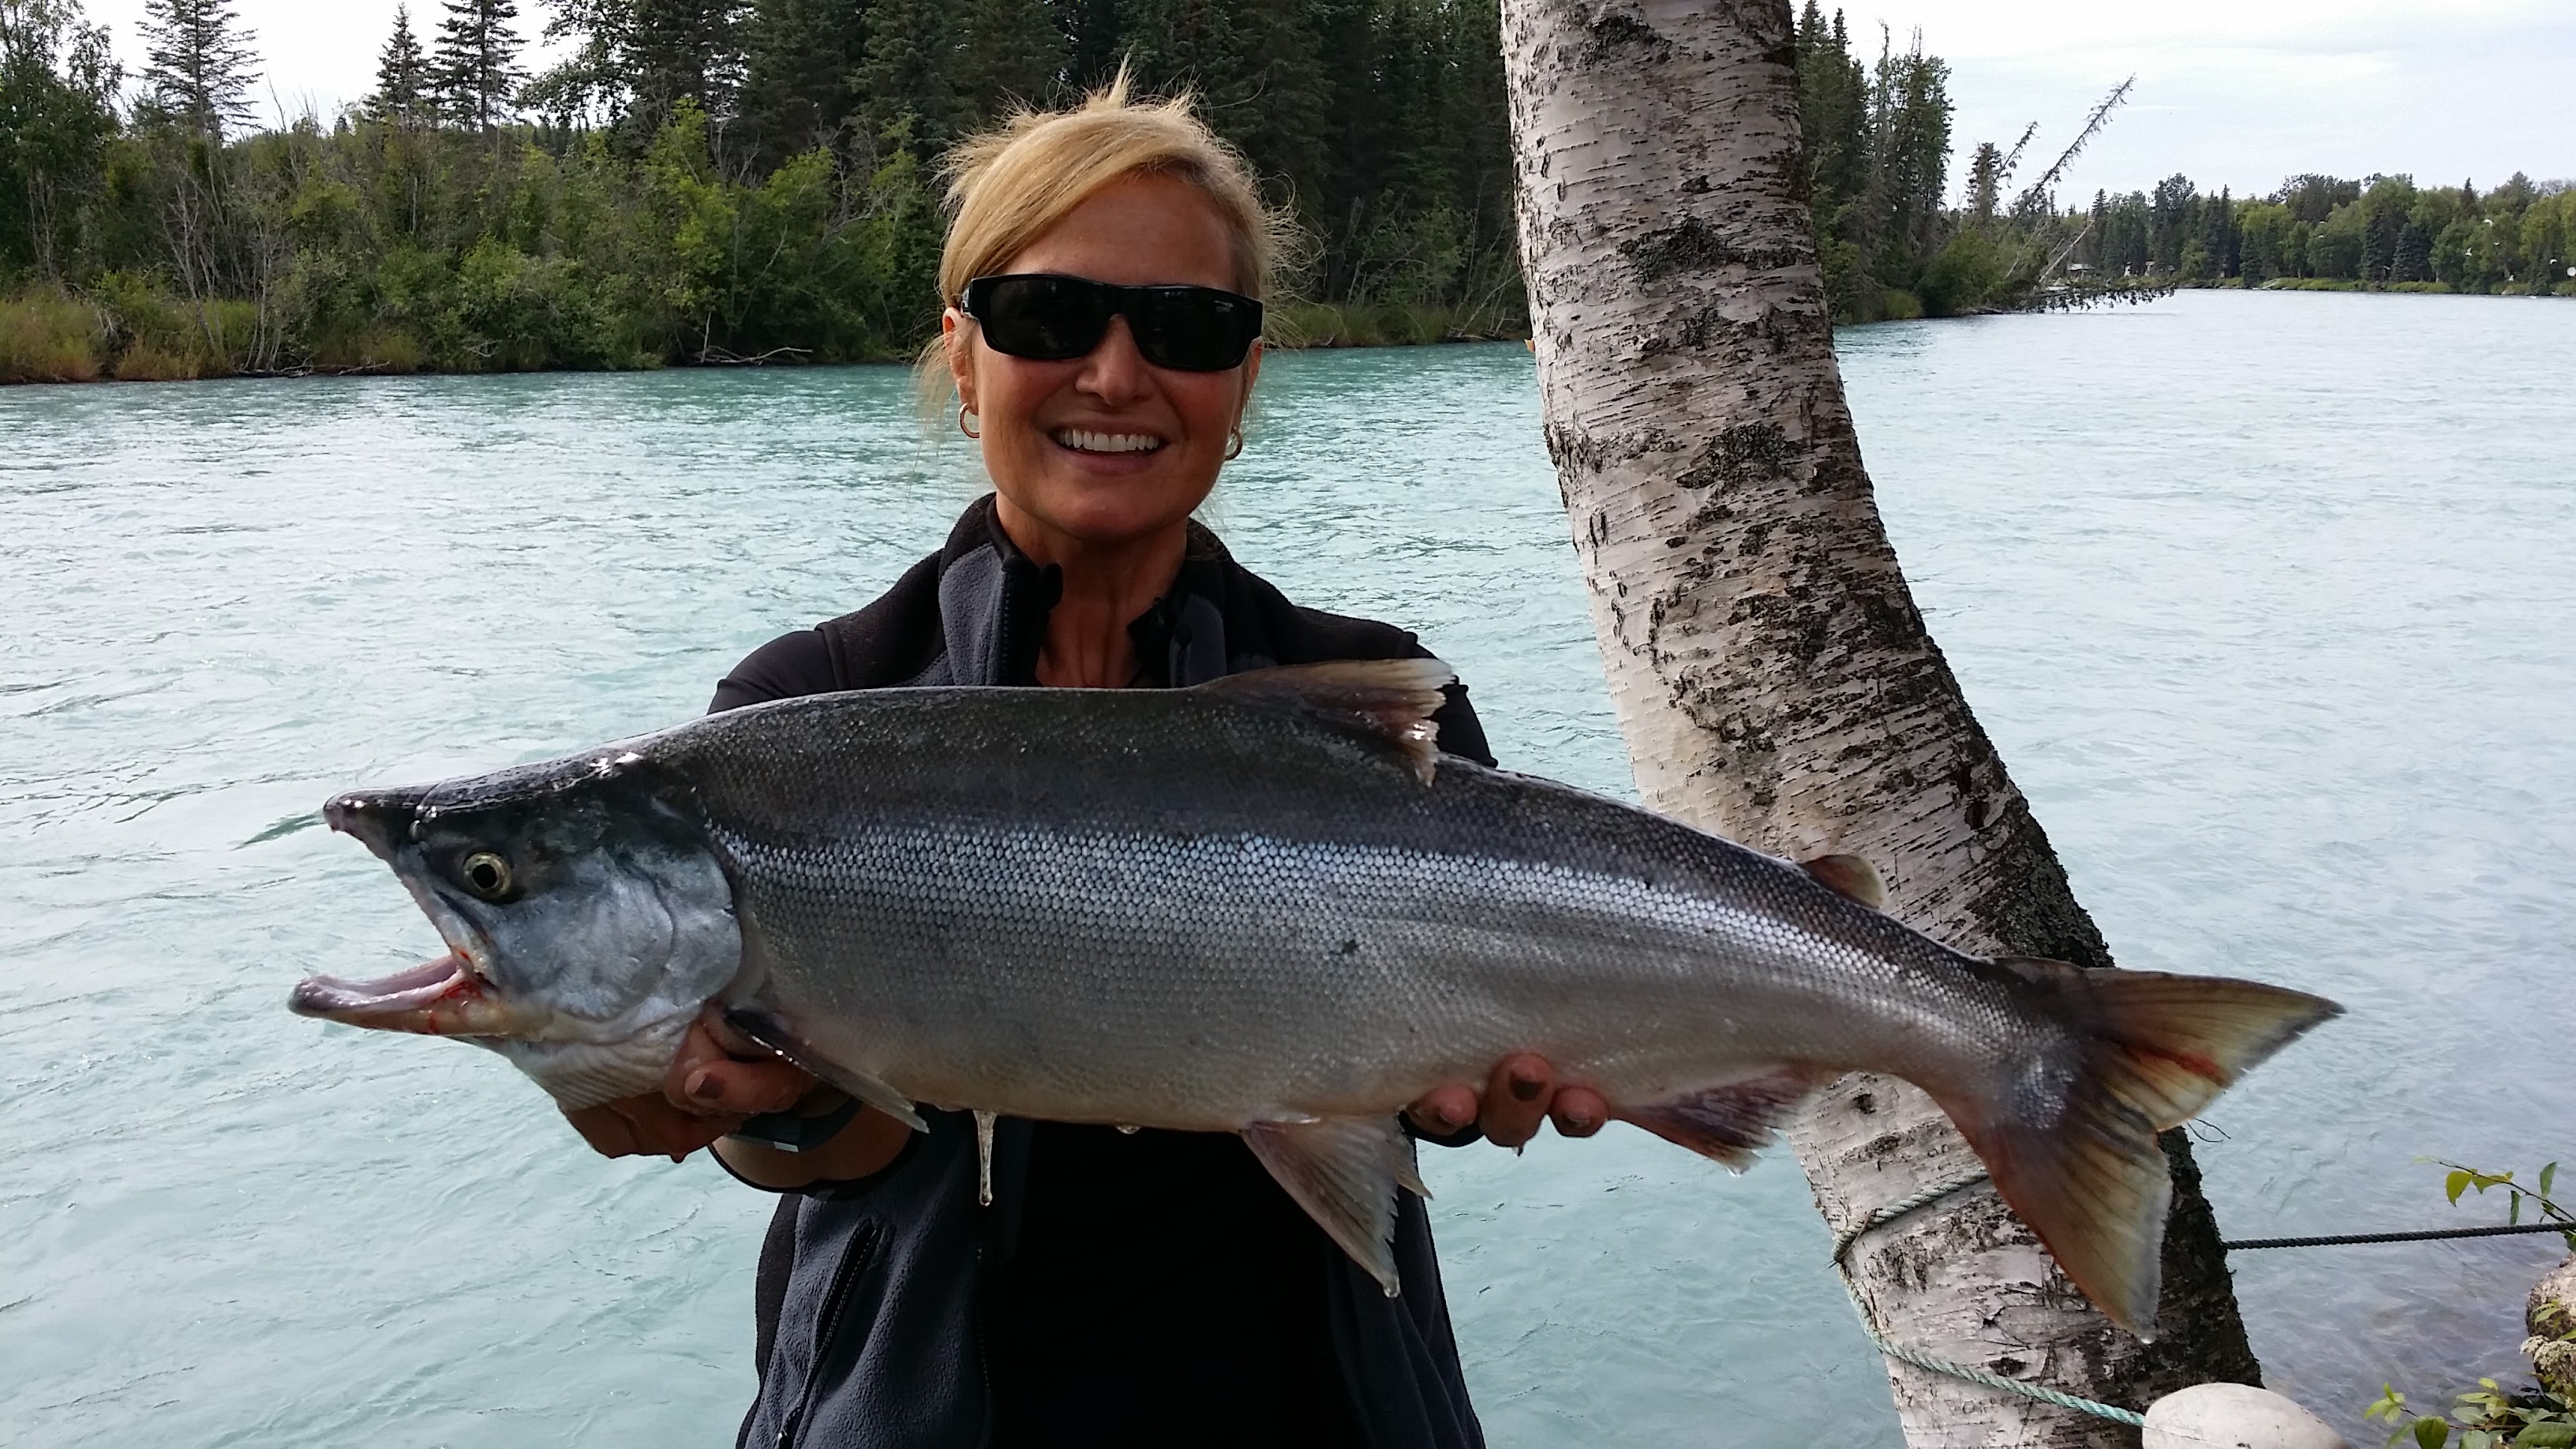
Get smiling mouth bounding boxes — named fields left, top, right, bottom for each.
left=1051, top=427, right=1166, bottom=455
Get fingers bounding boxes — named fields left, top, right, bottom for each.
left=563, top=1096, right=740, bottom=1163
left=663, top=1017, right=814, bottom=1117
left=680, top=1056, right=813, bottom=1117
left=1405, top=1084, right=1480, bottom=1138
left=1550, top=1085, right=1608, bottom=1139
left=1481, top=1053, right=1554, bottom=1149
left=1407, top=1057, right=1612, bottom=1149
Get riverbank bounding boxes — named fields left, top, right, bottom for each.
left=2182, top=275, right=2576, bottom=297
left=0, top=286, right=1527, bottom=386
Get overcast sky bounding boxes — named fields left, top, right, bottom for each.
left=79, top=0, right=2576, bottom=203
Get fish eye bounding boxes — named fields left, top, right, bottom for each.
left=459, top=851, right=515, bottom=900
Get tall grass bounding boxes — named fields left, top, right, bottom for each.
left=0, top=289, right=108, bottom=384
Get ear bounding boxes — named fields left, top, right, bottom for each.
left=943, top=307, right=976, bottom=413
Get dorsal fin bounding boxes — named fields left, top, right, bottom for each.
left=1198, top=659, right=1454, bottom=785
left=1800, top=853, right=1887, bottom=910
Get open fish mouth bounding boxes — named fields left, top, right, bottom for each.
left=289, top=952, right=527, bottom=1036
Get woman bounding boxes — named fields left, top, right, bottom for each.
left=565, top=78, right=1606, bottom=1448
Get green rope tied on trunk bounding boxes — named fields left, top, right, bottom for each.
left=1830, top=1172, right=2149, bottom=1428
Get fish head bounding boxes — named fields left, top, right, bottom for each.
left=290, top=750, right=743, bottom=1109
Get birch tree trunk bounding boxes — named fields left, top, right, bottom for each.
left=1499, top=3, right=2259, bottom=1443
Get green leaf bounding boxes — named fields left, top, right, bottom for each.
left=2516, top=1425, right=2576, bottom=1448
left=2451, top=1171, right=2474, bottom=1204
left=2419, top=1415, right=2452, bottom=1449
left=2545, top=1163, right=2560, bottom=1200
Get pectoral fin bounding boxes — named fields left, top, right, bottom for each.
left=723, top=1008, right=928, bottom=1133
left=1241, top=1115, right=1428, bottom=1297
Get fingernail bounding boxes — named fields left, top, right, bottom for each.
left=1565, top=1113, right=1596, bottom=1133
left=1509, top=1073, right=1543, bottom=1103
left=688, top=1070, right=724, bottom=1102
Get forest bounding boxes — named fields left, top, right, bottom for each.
left=2, top=0, right=2569, bottom=383
left=0, top=0, right=1518, bottom=378
left=2077, top=172, right=2576, bottom=294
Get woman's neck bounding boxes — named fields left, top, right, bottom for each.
left=992, top=498, right=1188, bottom=689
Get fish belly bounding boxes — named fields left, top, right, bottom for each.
left=727, top=813, right=1994, bottom=1130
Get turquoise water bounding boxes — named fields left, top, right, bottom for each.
left=3, top=288, right=2570, bottom=1445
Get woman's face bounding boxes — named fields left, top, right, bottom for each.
left=945, top=173, right=1262, bottom=555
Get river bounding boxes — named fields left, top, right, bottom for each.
left=3, top=288, right=2570, bottom=1446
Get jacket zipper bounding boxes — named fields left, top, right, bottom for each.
left=776, top=1219, right=881, bottom=1449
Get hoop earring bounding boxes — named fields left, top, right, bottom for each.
left=1223, top=427, right=1244, bottom=461
left=958, top=402, right=981, bottom=440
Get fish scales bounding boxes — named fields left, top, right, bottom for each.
left=293, top=657, right=2338, bottom=1331
left=660, top=686, right=2012, bottom=1128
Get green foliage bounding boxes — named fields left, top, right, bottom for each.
left=1, top=0, right=1522, bottom=378
left=2365, top=1380, right=2576, bottom=1449
left=2080, top=170, right=2576, bottom=297
left=1, top=0, right=121, bottom=279
left=2361, top=1159, right=2576, bottom=1449
left=1793, top=2, right=1953, bottom=320
left=2436, top=1159, right=2575, bottom=1250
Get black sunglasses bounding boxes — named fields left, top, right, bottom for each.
left=960, top=273, right=1264, bottom=373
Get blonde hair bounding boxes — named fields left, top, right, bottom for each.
left=919, top=69, right=1292, bottom=407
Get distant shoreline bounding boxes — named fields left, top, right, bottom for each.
left=7, top=283, right=2562, bottom=388
left=0, top=294, right=1530, bottom=388
left=2180, top=276, right=2576, bottom=298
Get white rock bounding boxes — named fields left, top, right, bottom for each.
left=2141, top=1382, right=2349, bottom=1449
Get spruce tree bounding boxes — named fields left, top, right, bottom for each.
left=954, top=0, right=1064, bottom=115
left=626, top=0, right=746, bottom=134
left=736, top=0, right=867, bottom=167
left=431, top=0, right=524, bottom=132
left=138, top=0, right=259, bottom=140
left=365, top=6, right=429, bottom=126
left=852, top=0, right=962, bottom=162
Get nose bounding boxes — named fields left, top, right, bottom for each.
left=1073, top=314, right=1151, bottom=405
left=325, top=788, right=423, bottom=859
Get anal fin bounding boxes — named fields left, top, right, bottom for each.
left=1241, top=1115, right=1428, bottom=1297
left=1615, top=1065, right=1826, bottom=1169
left=724, top=1008, right=928, bottom=1133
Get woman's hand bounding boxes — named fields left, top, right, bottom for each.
left=1405, top=1054, right=1608, bottom=1149
left=560, top=1015, right=815, bottom=1162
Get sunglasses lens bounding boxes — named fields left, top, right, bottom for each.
left=975, top=275, right=1109, bottom=361
left=1132, top=290, right=1257, bottom=371
left=968, top=276, right=1261, bottom=371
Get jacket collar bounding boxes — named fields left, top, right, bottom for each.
left=917, top=495, right=1240, bottom=689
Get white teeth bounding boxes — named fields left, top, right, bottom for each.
left=1053, top=428, right=1166, bottom=455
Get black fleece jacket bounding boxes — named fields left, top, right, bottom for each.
left=714, top=496, right=1492, bottom=1449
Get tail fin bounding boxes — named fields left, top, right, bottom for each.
left=1932, top=961, right=2341, bottom=1338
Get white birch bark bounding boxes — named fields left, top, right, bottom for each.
left=1499, top=2, right=2255, bottom=1443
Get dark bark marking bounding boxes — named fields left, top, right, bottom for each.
left=1578, top=7, right=1672, bottom=66
left=1966, top=803, right=2115, bottom=970
left=1678, top=421, right=1795, bottom=490
left=1619, top=215, right=1808, bottom=284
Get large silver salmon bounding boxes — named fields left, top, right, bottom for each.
left=293, top=659, right=2336, bottom=1333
